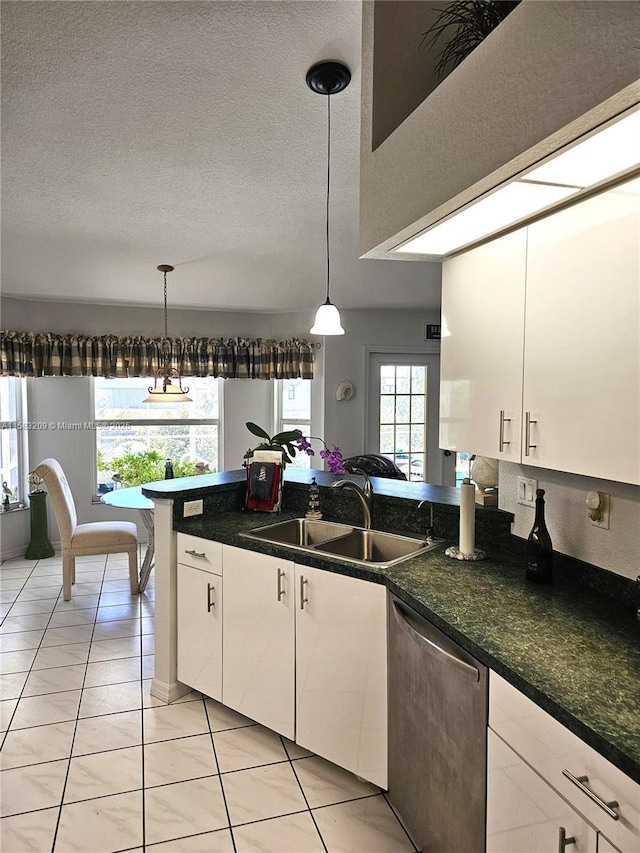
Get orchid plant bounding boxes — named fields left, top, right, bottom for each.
left=244, top=422, right=345, bottom=474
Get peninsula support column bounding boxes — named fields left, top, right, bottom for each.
left=150, top=497, right=191, bottom=703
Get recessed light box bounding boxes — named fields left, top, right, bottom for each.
left=396, top=109, right=640, bottom=257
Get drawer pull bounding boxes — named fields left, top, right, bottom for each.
left=185, top=549, right=206, bottom=558
left=558, top=827, right=575, bottom=853
left=562, top=769, right=619, bottom=820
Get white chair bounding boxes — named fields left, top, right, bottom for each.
left=34, top=458, right=139, bottom=601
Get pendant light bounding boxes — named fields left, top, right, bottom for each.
left=143, top=265, right=193, bottom=403
left=307, top=61, right=350, bottom=336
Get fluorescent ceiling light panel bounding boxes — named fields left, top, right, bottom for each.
left=525, top=110, right=640, bottom=188
left=396, top=109, right=639, bottom=256
left=399, top=182, right=576, bottom=255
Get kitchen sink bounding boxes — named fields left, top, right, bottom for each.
left=315, top=528, right=439, bottom=565
left=241, top=518, right=444, bottom=568
left=241, top=518, right=355, bottom=547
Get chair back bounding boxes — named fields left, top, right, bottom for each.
left=34, top=458, right=77, bottom=547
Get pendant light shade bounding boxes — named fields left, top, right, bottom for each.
left=143, top=265, right=193, bottom=404
left=306, top=61, right=350, bottom=336
left=310, top=298, right=345, bottom=335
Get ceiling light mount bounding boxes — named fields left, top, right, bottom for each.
left=307, top=61, right=350, bottom=337
left=306, top=61, right=351, bottom=96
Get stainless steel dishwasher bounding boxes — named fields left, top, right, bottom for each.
left=388, top=594, right=488, bottom=853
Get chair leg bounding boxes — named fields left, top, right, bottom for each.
left=128, top=548, right=140, bottom=595
left=62, top=555, right=74, bottom=601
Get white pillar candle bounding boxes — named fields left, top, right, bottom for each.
left=459, top=478, right=476, bottom=556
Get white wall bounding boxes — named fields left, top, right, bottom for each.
left=321, top=307, right=441, bottom=459
left=499, top=461, right=640, bottom=581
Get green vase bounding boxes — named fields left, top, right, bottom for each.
left=25, top=491, right=55, bottom=559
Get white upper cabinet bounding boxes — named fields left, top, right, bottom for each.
left=440, top=229, right=527, bottom=460
left=523, top=179, right=639, bottom=482
left=440, top=177, right=640, bottom=484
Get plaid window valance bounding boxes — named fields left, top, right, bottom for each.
left=0, top=332, right=315, bottom=380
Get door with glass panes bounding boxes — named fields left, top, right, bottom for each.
left=367, top=352, right=452, bottom=485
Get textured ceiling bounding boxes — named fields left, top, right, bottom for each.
left=1, top=1, right=439, bottom=314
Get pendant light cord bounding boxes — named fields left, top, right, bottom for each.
left=325, top=92, right=331, bottom=302
left=163, top=269, right=169, bottom=340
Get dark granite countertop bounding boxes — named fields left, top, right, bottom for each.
left=172, top=505, right=640, bottom=785
left=146, top=469, right=639, bottom=782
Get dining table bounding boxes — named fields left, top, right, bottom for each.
left=100, top=485, right=155, bottom=592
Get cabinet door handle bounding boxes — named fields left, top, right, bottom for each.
left=524, top=411, right=537, bottom=456
left=562, top=769, right=619, bottom=820
left=277, top=568, right=286, bottom=601
left=185, top=549, right=206, bottom=558
left=299, top=575, right=308, bottom=610
left=558, top=827, right=575, bottom=853
left=207, top=582, right=215, bottom=612
left=499, top=410, right=511, bottom=452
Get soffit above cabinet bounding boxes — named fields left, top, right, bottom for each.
left=360, top=1, right=640, bottom=260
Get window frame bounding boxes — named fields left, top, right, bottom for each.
left=91, top=377, right=222, bottom=497
left=275, top=379, right=311, bottom=469
left=0, top=376, right=28, bottom=508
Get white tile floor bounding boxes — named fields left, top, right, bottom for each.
left=0, top=553, right=418, bottom=853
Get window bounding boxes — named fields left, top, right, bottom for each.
left=94, top=377, right=221, bottom=493
left=276, top=379, right=311, bottom=469
left=0, top=377, right=27, bottom=507
left=378, top=364, right=427, bottom=481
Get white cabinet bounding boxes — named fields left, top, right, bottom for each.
left=220, top=546, right=387, bottom=788
left=177, top=534, right=223, bottom=701
left=440, top=229, right=527, bottom=461
left=440, top=177, right=640, bottom=484
left=487, top=729, right=597, bottom=852
left=489, top=672, right=640, bottom=853
left=222, top=547, right=295, bottom=739
left=598, top=835, right=622, bottom=853
left=295, top=564, right=388, bottom=788
left=523, top=180, right=639, bottom=482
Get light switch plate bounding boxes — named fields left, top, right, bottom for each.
left=183, top=499, right=203, bottom=517
left=517, top=477, right=537, bottom=507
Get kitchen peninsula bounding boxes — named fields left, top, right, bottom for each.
left=142, top=468, right=640, bottom=787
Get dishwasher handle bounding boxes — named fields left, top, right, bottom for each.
left=391, top=599, right=480, bottom=682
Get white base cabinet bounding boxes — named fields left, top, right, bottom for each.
left=176, top=534, right=223, bottom=701
left=180, top=542, right=388, bottom=788
left=296, top=564, right=388, bottom=788
left=487, top=729, right=596, bottom=852
left=489, top=672, right=639, bottom=853
left=222, top=548, right=295, bottom=739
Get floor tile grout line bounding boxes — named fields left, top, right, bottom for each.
left=283, top=735, right=329, bottom=853
left=203, top=695, right=238, bottom=853
left=50, top=554, right=112, bottom=853
left=0, top=558, right=70, bottom=753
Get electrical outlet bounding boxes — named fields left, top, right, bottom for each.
left=517, top=477, right=537, bottom=507
left=183, top=499, right=203, bottom=518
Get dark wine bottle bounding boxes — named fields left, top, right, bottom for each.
left=164, top=458, right=174, bottom=479
left=526, top=488, right=553, bottom=583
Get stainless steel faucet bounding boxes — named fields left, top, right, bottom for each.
left=417, top=500, right=435, bottom=543
left=330, top=474, right=373, bottom=529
